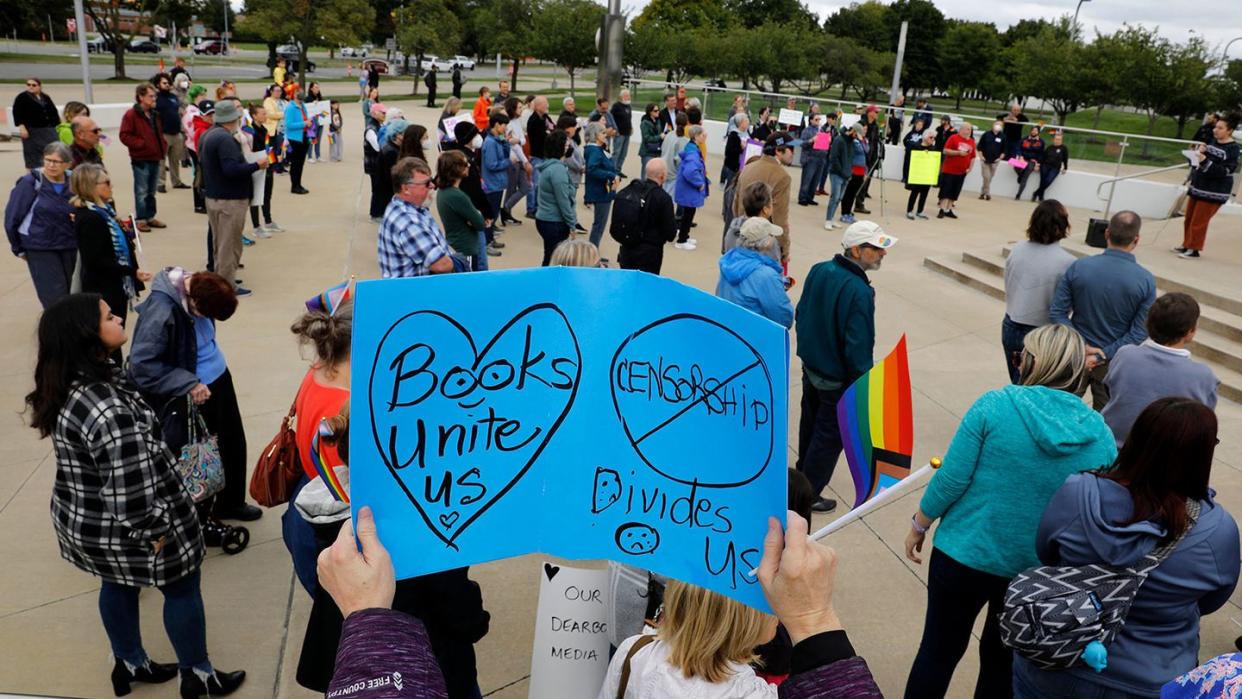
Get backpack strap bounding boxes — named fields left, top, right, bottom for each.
left=615, top=634, right=657, bottom=699
left=1131, top=498, right=1202, bottom=576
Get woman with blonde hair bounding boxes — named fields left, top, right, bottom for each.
left=70, top=163, right=151, bottom=329
left=598, top=579, right=778, bottom=697
left=438, top=97, right=463, bottom=147
left=903, top=322, right=1116, bottom=698
left=550, top=238, right=602, bottom=268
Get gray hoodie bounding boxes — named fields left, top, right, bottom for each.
left=1032, top=473, right=1240, bottom=695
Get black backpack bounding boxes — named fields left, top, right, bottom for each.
left=610, top=179, right=652, bottom=246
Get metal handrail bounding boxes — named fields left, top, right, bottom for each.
left=624, top=76, right=1211, bottom=148
left=1095, top=163, right=1189, bottom=217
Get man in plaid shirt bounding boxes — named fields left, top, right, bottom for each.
left=378, top=157, right=454, bottom=278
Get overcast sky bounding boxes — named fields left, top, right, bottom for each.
left=618, top=0, right=1242, bottom=52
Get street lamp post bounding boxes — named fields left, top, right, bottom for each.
left=1225, top=36, right=1242, bottom=61
left=222, top=0, right=229, bottom=55
left=1072, top=0, right=1092, bottom=32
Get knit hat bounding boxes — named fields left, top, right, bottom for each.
left=738, top=217, right=783, bottom=247
left=188, top=84, right=206, bottom=102
left=454, top=121, right=480, bottom=145
left=841, top=220, right=897, bottom=250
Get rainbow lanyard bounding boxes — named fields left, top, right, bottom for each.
left=311, top=419, right=349, bottom=503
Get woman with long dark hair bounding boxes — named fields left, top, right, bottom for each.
left=1014, top=398, right=1239, bottom=698
left=306, top=82, right=325, bottom=163
left=25, top=294, right=244, bottom=697
left=397, top=123, right=429, bottom=162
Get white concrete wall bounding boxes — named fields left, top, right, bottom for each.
left=631, top=111, right=1240, bottom=219
left=5, top=102, right=130, bottom=134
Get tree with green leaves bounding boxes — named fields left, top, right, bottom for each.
left=240, top=0, right=374, bottom=89
left=84, top=0, right=189, bottom=79
left=473, top=0, right=535, bottom=90
left=886, top=0, right=945, bottom=93
left=1159, top=36, right=1215, bottom=138
left=394, top=0, right=461, bottom=95
left=1220, top=60, right=1242, bottom=112
left=531, top=0, right=605, bottom=96
left=725, top=0, right=816, bottom=30
left=1106, top=25, right=1173, bottom=141
left=938, top=21, right=1000, bottom=109
left=823, top=1, right=890, bottom=50
left=631, top=0, right=730, bottom=31
left=624, top=22, right=672, bottom=79
left=1008, top=27, right=1087, bottom=124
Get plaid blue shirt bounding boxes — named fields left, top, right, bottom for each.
left=377, top=197, right=451, bottom=279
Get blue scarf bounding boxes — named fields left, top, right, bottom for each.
left=85, top=201, right=136, bottom=300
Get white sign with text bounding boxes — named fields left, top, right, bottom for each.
left=528, top=562, right=611, bottom=699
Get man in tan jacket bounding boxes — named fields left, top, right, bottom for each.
left=733, top=132, right=795, bottom=263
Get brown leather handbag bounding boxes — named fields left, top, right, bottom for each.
left=249, top=400, right=303, bottom=507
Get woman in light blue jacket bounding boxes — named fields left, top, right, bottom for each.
left=283, top=92, right=310, bottom=194
left=716, top=217, right=792, bottom=328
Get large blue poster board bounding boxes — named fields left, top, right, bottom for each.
left=350, top=268, right=789, bottom=610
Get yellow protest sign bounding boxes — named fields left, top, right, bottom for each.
left=908, top=150, right=942, bottom=186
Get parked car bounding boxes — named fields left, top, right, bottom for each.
left=85, top=36, right=113, bottom=54
left=127, top=38, right=160, bottom=54
left=419, top=55, right=453, bottom=72
left=194, top=39, right=227, bottom=55
left=270, top=46, right=316, bottom=74
left=450, top=55, right=475, bottom=70
left=340, top=45, right=368, bottom=58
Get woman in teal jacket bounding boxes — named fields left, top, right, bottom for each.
left=903, top=323, right=1117, bottom=699
left=534, top=130, right=577, bottom=266
left=283, top=92, right=310, bottom=194
left=583, top=121, right=618, bottom=250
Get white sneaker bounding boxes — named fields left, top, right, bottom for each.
left=674, top=241, right=697, bottom=251
left=307, top=157, right=317, bottom=163
left=265, top=222, right=285, bottom=232
left=823, top=221, right=837, bottom=230
left=684, top=237, right=698, bottom=245
left=255, top=226, right=272, bottom=239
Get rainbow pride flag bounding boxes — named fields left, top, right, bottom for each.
left=311, top=419, right=349, bottom=503
left=306, top=278, right=353, bottom=316
left=836, top=335, right=914, bottom=509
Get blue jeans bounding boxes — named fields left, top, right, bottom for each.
left=528, top=157, right=543, bottom=215
left=1013, top=657, right=1146, bottom=698
left=98, top=570, right=212, bottom=672
left=1034, top=167, right=1061, bottom=201
left=612, top=134, right=631, bottom=173
left=799, top=158, right=826, bottom=203
left=282, top=474, right=319, bottom=596
left=640, top=155, right=655, bottom=179
left=589, top=199, right=612, bottom=248
left=825, top=173, right=848, bottom=221
left=1001, top=315, right=1038, bottom=384
left=473, top=229, right=489, bottom=271
left=132, top=160, right=160, bottom=221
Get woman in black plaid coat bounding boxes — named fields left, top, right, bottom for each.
left=25, top=294, right=245, bottom=698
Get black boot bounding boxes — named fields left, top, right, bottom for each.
left=111, top=658, right=178, bottom=696
left=179, top=668, right=246, bottom=698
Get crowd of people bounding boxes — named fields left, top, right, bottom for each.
left=7, top=63, right=1242, bottom=699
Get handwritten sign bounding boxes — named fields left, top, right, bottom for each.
left=441, top=114, right=468, bottom=140
left=908, top=150, right=941, bottom=186
left=778, top=108, right=803, bottom=126
left=740, top=139, right=764, bottom=170
left=350, top=269, right=789, bottom=611
left=529, top=562, right=611, bottom=699
left=812, top=131, right=832, bottom=151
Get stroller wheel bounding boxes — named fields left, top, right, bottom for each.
left=221, top=525, right=250, bottom=555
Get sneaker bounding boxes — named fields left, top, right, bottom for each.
left=235, top=287, right=253, bottom=297
left=147, top=218, right=167, bottom=229
left=486, top=246, right=502, bottom=257
left=945, top=210, right=959, bottom=219
left=855, top=205, right=871, bottom=214
left=307, top=157, right=317, bottom=163
left=906, top=212, right=915, bottom=220
left=242, top=236, right=255, bottom=246
left=978, top=193, right=986, bottom=200
left=841, top=215, right=856, bottom=224
left=674, top=241, right=697, bottom=251
left=1171, top=246, right=1188, bottom=254
left=174, top=183, right=191, bottom=190
left=574, top=223, right=587, bottom=233
left=811, top=497, right=838, bottom=513
left=936, top=210, right=946, bottom=219
left=1178, top=249, right=1201, bottom=259
left=255, top=227, right=272, bottom=239
left=684, top=237, right=698, bottom=246
left=265, top=222, right=285, bottom=232
left=916, top=212, right=929, bottom=220
left=490, top=240, right=506, bottom=249
left=823, top=221, right=837, bottom=230
left=291, top=187, right=310, bottom=195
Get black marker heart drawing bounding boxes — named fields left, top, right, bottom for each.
left=544, top=563, right=560, bottom=581
left=368, top=304, right=582, bottom=549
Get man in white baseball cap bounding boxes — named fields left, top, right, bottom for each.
left=793, top=220, right=897, bottom=512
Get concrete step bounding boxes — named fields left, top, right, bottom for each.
left=925, top=248, right=1242, bottom=403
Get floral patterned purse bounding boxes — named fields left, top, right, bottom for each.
left=174, top=396, right=225, bottom=503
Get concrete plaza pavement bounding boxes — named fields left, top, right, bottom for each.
left=2, top=96, right=1242, bottom=698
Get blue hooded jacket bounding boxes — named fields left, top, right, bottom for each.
left=715, top=247, right=793, bottom=328
left=673, top=141, right=708, bottom=208
left=4, top=169, right=76, bottom=254
left=1031, top=473, right=1239, bottom=695
left=583, top=143, right=618, bottom=204
left=480, top=133, right=510, bottom=194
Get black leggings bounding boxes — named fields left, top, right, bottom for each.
left=196, top=369, right=248, bottom=513
left=250, top=168, right=274, bottom=227
left=369, top=167, right=389, bottom=218
left=287, top=138, right=309, bottom=190
left=907, top=186, right=930, bottom=214
left=841, top=174, right=864, bottom=216
left=677, top=206, right=697, bottom=243
left=905, top=548, right=1013, bottom=699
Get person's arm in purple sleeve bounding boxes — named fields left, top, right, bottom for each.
left=330, top=609, right=448, bottom=698
left=759, top=512, right=882, bottom=698
left=321, top=507, right=449, bottom=698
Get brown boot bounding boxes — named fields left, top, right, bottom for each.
left=136, top=221, right=152, bottom=233
left=147, top=218, right=167, bottom=228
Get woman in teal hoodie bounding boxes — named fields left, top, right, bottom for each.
left=535, top=130, right=577, bottom=267
left=904, top=323, right=1117, bottom=699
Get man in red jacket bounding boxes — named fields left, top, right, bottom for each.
left=119, top=83, right=168, bottom=232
